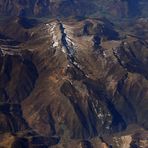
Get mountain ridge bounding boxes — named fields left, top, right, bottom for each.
left=0, top=0, right=147, bottom=19
left=0, top=16, right=148, bottom=147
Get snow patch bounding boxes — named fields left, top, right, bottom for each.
left=48, top=22, right=60, bottom=48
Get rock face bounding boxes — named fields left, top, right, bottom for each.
left=0, top=16, right=148, bottom=147
left=0, top=0, right=147, bottom=19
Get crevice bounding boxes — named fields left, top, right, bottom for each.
left=59, top=21, right=75, bottom=61
left=87, top=98, right=98, bottom=136
left=112, top=45, right=148, bottom=79
left=60, top=81, right=90, bottom=138
left=58, top=20, right=88, bottom=80
left=116, top=73, right=137, bottom=123
left=84, top=79, right=127, bottom=133
left=46, top=105, right=56, bottom=136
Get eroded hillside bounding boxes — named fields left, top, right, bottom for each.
left=0, top=17, right=148, bottom=147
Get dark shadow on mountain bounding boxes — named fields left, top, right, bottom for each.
left=18, top=17, right=39, bottom=29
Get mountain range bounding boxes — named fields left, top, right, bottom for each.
left=0, top=0, right=147, bottom=19
left=0, top=0, right=148, bottom=148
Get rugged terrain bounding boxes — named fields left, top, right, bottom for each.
left=0, top=16, right=148, bottom=147
left=0, top=0, right=148, bottom=19
left=0, top=0, right=148, bottom=148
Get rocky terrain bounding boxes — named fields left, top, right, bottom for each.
left=0, top=16, right=148, bottom=147
left=0, top=0, right=148, bottom=148
left=0, top=0, right=147, bottom=19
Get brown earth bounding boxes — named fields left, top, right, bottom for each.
left=0, top=17, right=148, bottom=147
